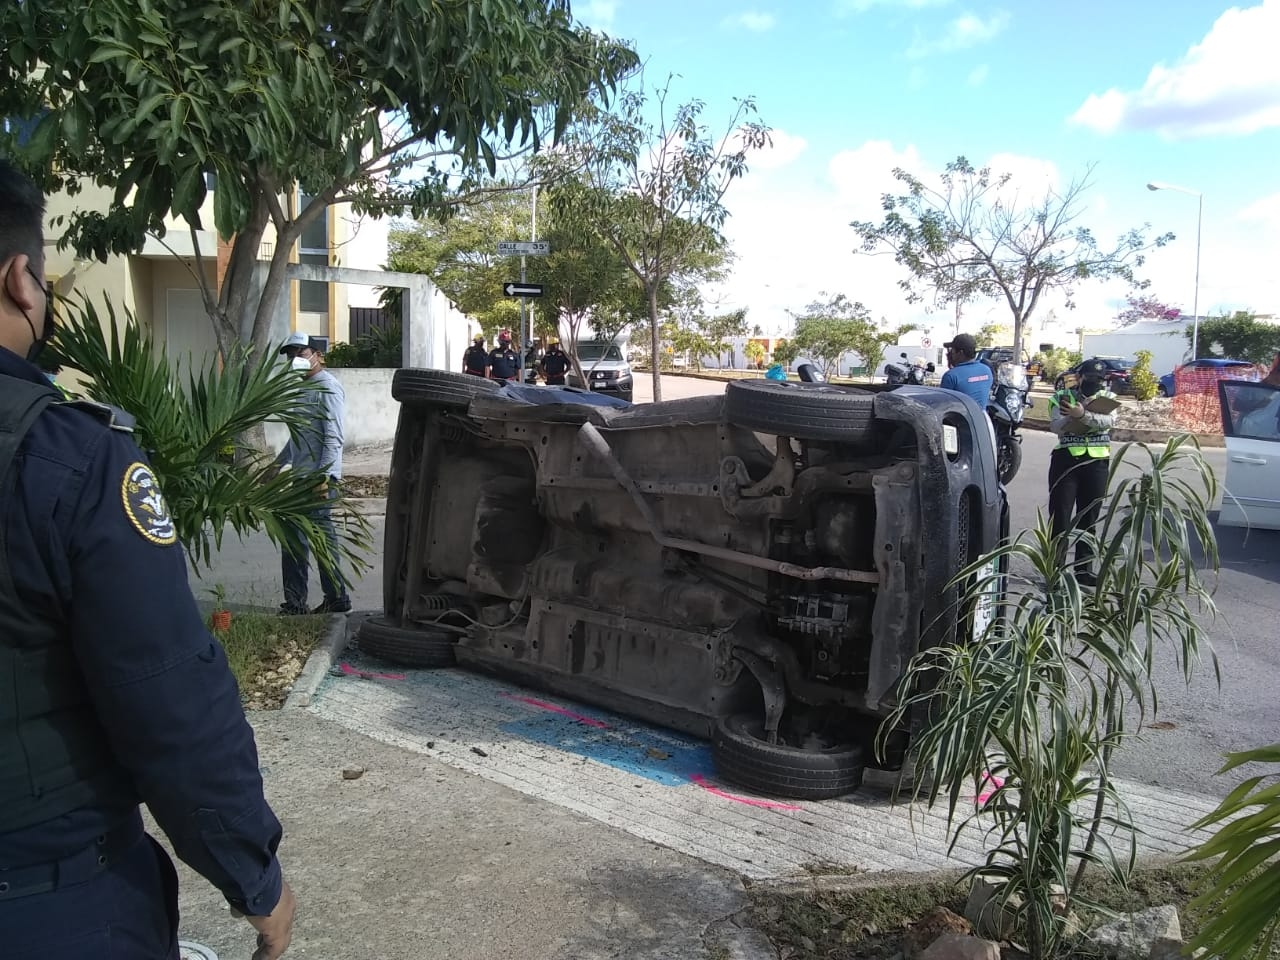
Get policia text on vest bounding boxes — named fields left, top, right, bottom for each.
left=1047, top=381, right=1116, bottom=585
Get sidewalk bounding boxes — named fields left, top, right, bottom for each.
left=169, top=707, right=771, bottom=960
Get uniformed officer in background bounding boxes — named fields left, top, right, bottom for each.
left=1047, top=359, right=1117, bottom=587
left=0, top=160, right=295, bottom=957
left=488, top=329, right=520, bottom=382
left=540, top=338, right=570, bottom=386
left=462, top=333, right=488, bottom=377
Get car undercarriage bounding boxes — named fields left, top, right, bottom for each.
left=362, top=371, right=1006, bottom=799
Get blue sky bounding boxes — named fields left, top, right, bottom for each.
left=573, top=0, right=1280, bottom=345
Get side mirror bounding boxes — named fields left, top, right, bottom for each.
left=926, top=363, right=936, bottom=373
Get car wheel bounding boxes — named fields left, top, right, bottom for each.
left=1157, top=383, right=1169, bottom=398
left=723, top=380, right=875, bottom=443
left=392, top=369, right=500, bottom=411
left=357, top=616, right=456, bottom=668
left=710, top=712, right=865, bottom=800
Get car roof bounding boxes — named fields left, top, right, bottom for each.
left=1191, top=358, right=1253, bottom=366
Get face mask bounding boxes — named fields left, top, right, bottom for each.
left=5, top=264, right=54, bottom=364
left=290, top=356, right=312, bottom=374
left=1079, top=376, right=1103, bottom=397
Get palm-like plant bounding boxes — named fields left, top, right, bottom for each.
left=52, top=296, right=371, bottom=583
left=1185, top=744, right=1280, bottom=960
left=881, top=438, right=1220, bottom=960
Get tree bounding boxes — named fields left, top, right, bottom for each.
left=546, top=77, right=770, bottom=401
left=704, top=307, right=750, bottom=368
left=1117, top=294, right=1181, bottom=326
left=974, top=321, right=1006, bottom=349
left=770, top=338, right=798, bottom=368
left=0, top=1, right=636, bottom=359
left=744, top=339, right=766, bottom=370
left=1189, top=311, right=1280, bottom=364
left=788, top=293, right=914, bottom=378
left=383, top=189, right=531, bottom=338
left=851, top=157, right=1171, bottom=360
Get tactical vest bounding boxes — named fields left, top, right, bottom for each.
left=1050, top=389, right=1113, bottom=458
left=0, top=376, right=135, bottom=832
left=463, top=346, right=487, bottom=374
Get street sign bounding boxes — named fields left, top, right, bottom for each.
left=921, top=337, right=933, bottom=348
left=497, top=240, right=551, bottom=256
left=503, top=282, right=544, bottom=297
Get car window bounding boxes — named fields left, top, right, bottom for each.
left=578, top=344, right=624, bottom=361
left=1220, top=381, right=1280, bottom=441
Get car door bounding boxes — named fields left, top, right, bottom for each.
left=1218, top=380, right=1280, bottom=529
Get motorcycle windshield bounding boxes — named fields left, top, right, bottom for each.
left=997, top=362, right=1028, bottom=389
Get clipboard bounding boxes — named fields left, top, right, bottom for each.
left=1085, top=394, right=1122, bottom=415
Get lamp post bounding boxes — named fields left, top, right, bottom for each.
left=1146, top=181, right=1202, bottom=360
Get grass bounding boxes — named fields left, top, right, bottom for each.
left=213, top=611, right=329, bottom=705
left=748, top=862, right=1214, bottom=960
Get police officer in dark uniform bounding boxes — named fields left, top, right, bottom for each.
left=487, top=329, right=520, bottom=381
left=462, top=333, right=488, bottom=377
left=0, top=161, right=295, bottom=958
left=540, top=338, right=570, bottom=386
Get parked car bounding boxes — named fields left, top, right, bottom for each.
left=977, top=346, right=1043, bottom=382
left=362, top=370, right=1009, bottom=799
left=567, top=338, right=633, bottom=401
left=1055, top=356, right=1135, bottom=394
left=1217, top=378, right=1280, bottom=529
left=1159, top=358, right=1257, bottom=398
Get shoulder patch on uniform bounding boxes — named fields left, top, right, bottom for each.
left=121, top=462, right=177, bottom=545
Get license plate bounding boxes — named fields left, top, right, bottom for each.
left=972, top=558, right=999, bottom=639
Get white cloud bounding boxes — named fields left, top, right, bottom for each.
left=967, top=64, right=989, bottom=86
left=576, top=0, right=620, bottom=29
left=907, top=11, right=1010, bottom=58
left=1238, top=191, right=1280, bottom=227
left=835, top=0, right=950, bottom=13
left=722, top=10, right=776, bottom=32
left=745, top=129, right=809, bottom=171
left=1070, top=0, right=1280, bottom=138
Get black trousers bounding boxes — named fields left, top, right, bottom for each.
left=1048, top=447, right=1108, bottom=570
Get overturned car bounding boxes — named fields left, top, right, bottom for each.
left=360, top=371, right=1007, bottom=799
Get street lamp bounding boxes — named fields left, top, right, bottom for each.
left=1146, top=181, right=1203, bottom=360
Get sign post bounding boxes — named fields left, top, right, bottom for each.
left=497, top=232, right=550, bottom=371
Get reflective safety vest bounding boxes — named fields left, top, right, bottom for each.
left=1049, top=388, right=1114, bottom=458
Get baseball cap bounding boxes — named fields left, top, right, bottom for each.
left=942, top=333, right=976, bottom=354
left=278, top=331, right=309, bottom=355
left=1080, top=359, right=1107, bottom=376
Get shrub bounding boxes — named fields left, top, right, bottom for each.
left=1129, top=349, right=1159, bottom=400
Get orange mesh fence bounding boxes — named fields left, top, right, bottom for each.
left=1172, top=365, right=1264, bottom=433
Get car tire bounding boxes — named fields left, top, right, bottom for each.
left=392, top=369, right=500, bottom=411
left=1157, top=383, right=1169, bottom=398
left=710, top=713, right=865, bottom=800
left=357, top=616, right=456, bottom=668
left=723, top=380, right=875, bottom=443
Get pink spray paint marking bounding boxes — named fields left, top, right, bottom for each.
left=500, top=692, right=611, bottom=728
left=976, top=771, right=1004, bottom=806
left=340, top=661, right=406, bottom=681
left=690, top=774, right=803, bottom=811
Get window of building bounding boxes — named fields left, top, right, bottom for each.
left=297, top=192, right=329, bottom=315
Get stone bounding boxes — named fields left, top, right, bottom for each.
left=341, top=766, right=365, bottom=780
left=1149, top=937, right=1198, bottom=960
left=965, top=877, right=1022, bottom=941
left=919, top=933, right=1001, bottom=960
left=904, top=908, right=972, bottom=959
left=1087, top=905, right=1182, bottom=960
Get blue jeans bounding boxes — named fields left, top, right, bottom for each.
left=282, top=481, right=348, bottom=609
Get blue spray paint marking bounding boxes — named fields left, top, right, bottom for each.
left=499, top=708, right=714, bottom=787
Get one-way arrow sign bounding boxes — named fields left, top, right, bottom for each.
left=503, top=282, right=544, bottom=297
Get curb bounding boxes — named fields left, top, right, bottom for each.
left=1020, top=419, right=1225, bottom=447
left=284, top=614, right=352, bottom=710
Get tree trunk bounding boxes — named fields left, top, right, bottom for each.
left=218, top=197, right=271, bottom=356
left=648, top=283, right=662, bottom=403
left=1012, top=312, right=1025, bottom=364
left=249, top=229, right=300, bottom=351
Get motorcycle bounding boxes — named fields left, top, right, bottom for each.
left=884, top=352, right=934, bottom=387
left=988, top=361, right=1030, bottom=484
